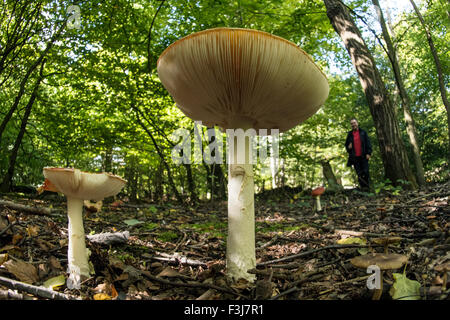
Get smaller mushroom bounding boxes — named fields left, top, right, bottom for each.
left=434, top=261, right=450, bottom=292
left=311, top=187, right=325, bottom=212
left=350, top=253, right=408, bottom=300
left=40, top=167, right=126, bottom=289
left=372, top=236, right=402, bottom=254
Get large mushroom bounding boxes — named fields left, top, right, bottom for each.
left=157, top=28, right=329, bottom=281
left=39, top=167, right=126, bottom=289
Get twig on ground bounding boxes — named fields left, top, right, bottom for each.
left=0, top=276, right=79, bottom=300
left=148, top=252, right=208, bottom=267
left=257, top=244, right=382, bottom=267
left=0, top=288, right=33, bottom=300
left=0, top=200, right=61, bottom=216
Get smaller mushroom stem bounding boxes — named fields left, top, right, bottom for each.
left=442, top=273, right=448, bottom=291
left=315, top=196, right=322, bottom=211
left=372, top=271, right=383, bottom=300
left=66, top=197, right=90, bottom=287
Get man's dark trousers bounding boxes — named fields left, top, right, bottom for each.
left=353, top=156, right=370, bottom=190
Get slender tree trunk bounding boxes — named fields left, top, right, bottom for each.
left=206, top=127, right=226, bottom=200
left=183, top=163, right=197, bottom=203
left=323, top=0, right=417, bottom=189
left=154, top=160, right=164, bottom=202
left=102, top=146, right=113, bottom=173
left=372, top=0, right=425, bottom=187
left=132, top=106, right=183, bottom=203
left=0, top=61, right=44, bottom=192
left=409, top=0, right=450, bottom=161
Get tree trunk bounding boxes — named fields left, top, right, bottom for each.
left=321, top=160, right=341, bottom=190
left=206, top=127, right=226, bottom=200
left=372, top=0, right=425, bottom=187
left=154, top=160, right=164, bottom=202
left=323, top=0, right=417, bottom=189
left=0, top=61, right=44, bottom=192
left=409, top=0, right=450, bottom=162
left=183, top=163, right=198, bottom=203
left=132, top=104, right=183, bottom=203
left=102, top=146, right=113, bottom=173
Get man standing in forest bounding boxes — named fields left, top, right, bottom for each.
left=345, top=118, right=372, bottom=191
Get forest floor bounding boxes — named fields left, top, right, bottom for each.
left=0, top=180, right=449, bottom=301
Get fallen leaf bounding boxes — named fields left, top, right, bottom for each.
left=48, top=256, right=63, bottom=271
left=123, top=219, right=144, bottom=226
left=36, top=239, right=55, bottom=251
left=157, top=266, right=182, bottom=278
left=389, top=273, right=421, bottom=300
left=93, top=293, right=112, bottom=300
left=3, top=259, right=39, bottom=284
left=337, top=237, right=368, bottom=255
left=43, top=274, right=66, bottom=290
left=11, top=234, right=23, bottom=245
left=0, top=244, right=21, bottom=253
left=0, top=216, right=10, bottom=233
left=26, top=225, right=40, bottom=237
left=0, top=253, right=8, bottom=265
left=111, top=284, right=118, bottom=298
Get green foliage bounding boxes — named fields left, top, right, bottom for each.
left=0, top=0, right=448, bottom=198
left=157, top=231, right=179, bottom=242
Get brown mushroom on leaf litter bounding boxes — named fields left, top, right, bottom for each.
left=434, top=261, right=450, bottom=291
left=372, top=236, right=402, bottom=254
left=157, top=28, right=329, bottom=282
left=39, top=167, right=126, bottom=289
left=351, top=253, right=408, bottom=300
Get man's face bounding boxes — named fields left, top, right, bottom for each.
left=350, top=120, right=359, bottom=131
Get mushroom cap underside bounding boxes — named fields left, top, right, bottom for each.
left=157, top=28, right=329, bottom=132
left=43, top=167, right=127, bottom=201
left=350, top=253, right=408, bottom=270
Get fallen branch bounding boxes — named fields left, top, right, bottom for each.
left=0, top=288, right=33, bottom=300
left=257, top=244, right=382, bottom=267
left=256, top=234, right=280, bottom=251
left=334, top=229, right=388, bottom=237
left=0, top=275, right=79, bottom=300
left=149, top=252, right=207, bottom=268
left=0, top=200, right=60, bottom=216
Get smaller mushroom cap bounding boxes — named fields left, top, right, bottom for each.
left=372, top=236, right=402, bottom=246
left=37, top=178, right=60, bottom=194
left=434, top=261, right=450, bottom=272
left=43, top=167, right=127, bottom=201
left=350, top=253, right=408, bottom=270
left=311, top=186, right=325, bottom=196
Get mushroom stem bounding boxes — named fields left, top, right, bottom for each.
left=66, top=197, right=90, bottom=287
left=315, top=196, right=322, bottom=211
left=372, top=271, right=383, bottom=300
left=226, top=133, right=256, bottom=282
